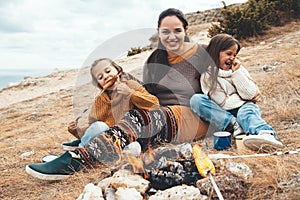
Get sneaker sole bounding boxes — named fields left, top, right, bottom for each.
left=26, top=165, right=71, bottom=181
left=61, top=144, right=78, bottom=151
left=243, top=137, right=284, bottom=151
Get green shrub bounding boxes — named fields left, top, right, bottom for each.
left=272, top=0, right=300, bottom=22
left=208, top=0, right=300, bottom=39
left=127, top=47, right=148, bottom=57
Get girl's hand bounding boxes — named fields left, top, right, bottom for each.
left=68, top=121, right=79, bottom=138
left=252, top=89, right=262, bottom=103
left=231, top=57, right=241, bottom=72
left=116, top=83, right=134, bottom=96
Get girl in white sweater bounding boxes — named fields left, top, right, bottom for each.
left=190, top=34, right=284, bottom=151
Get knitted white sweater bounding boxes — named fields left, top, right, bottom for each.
left=200, top=66, right=259, bottom=110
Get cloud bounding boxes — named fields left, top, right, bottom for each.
left=0, top=0, right=247, bottom=69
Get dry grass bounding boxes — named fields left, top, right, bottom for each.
left=0, top=20, right=299, bottom=199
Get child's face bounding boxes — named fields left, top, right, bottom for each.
left=92, top=61, right=120, bottom=90
left=219, top=44, right=238, bottom=70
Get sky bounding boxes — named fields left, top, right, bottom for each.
left=0, top=0, right=247, bottom=70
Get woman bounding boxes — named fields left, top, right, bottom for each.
left=25, top=8, right=209, bottom=181
left=143, top=8, right=212, bottom=142
left=190, top=34, right=284, bottom=151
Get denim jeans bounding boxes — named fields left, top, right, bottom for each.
left=79, top=121, right=109, bottom=146
left=190, top=94, right=274, bottom=135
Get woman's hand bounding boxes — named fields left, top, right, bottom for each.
left=231, top=57, right=241, bottom=72
left=116, top=83, right=134, bottom=96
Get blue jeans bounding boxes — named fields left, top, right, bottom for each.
left=190, top=94, right=274, bottom=135
left=79, top=121, right=109, bottom=146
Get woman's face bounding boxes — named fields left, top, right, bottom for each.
left=219, top=44, right=238, bottom=70
left=158, top=15, right=186, bottom=53
left=92, top=61, right=119, bottom=90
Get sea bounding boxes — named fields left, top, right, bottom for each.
left=0, top=68, right=74, bottom=90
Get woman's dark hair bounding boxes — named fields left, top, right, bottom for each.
left=157, top=8, right=188, bottom=29
left=144, top=8, right=190, bottom=84
left=90, top=58, right=123, bottom=89
left=206, top=34, right=241, bottom=97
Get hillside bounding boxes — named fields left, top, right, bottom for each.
left=0, top=18, right=299, bottom=200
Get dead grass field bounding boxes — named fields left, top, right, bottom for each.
left=0, top=20, right=299, bottom=199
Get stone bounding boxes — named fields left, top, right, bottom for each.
left=115, top=188, right=143, bottom=200
left=262, top=65, right=276, bottom=72
left=149, top=185, right=206, bottom=200
left=97, top=176, right=113, bottom=192
left=104, top=187, right=116, bottom=200
left=103, top=169, right=150, bottom=194
left=196, top=172, right=247, bottom=200
left=77, top=183, right=104, bottom=200
left=225, top=161, right=253, bottom=179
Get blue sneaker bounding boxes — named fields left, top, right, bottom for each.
left=62, top=139, right=81, bottom=151
left=26, top=151, right=84, bottom=180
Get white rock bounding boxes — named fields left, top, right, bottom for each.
left=149, top=185, right=206, bottom=200
left=109, top=169, right=150, bottom=194
left=115, top=188, right=143, bottom=200
left=226, top=161, right=253, bottom=179
left=104, top=187, right=116, bottom=200
left=77, top=183, right=104, bottom=200
left=20, top=150, right=35, bottom=159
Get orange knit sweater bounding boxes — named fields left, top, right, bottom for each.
left=87, top=79, right=159, bottom=128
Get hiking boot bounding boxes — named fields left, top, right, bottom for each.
left=62, top=139, right=81, bottom=151
left=242, top=130, right=284, bottom=151
left=26, top=151, right=85, bottom=180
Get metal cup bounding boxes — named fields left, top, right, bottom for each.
left=213, top=131, right=231, bottom=151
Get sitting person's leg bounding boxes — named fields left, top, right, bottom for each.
left=62, top=121, right=109, bottom=151
left=168, top=105, right=208, bottom=143
left=80, top=121, right=109, bottom=146
left=26, top=107, right=178, bottom=180
left=84, top=107, right=177, bottom=161
left=190, top=94, right=241, bottom=135
left=237, top=103, right=274, bottom=134
left=237, top=103, right=284, bottom=150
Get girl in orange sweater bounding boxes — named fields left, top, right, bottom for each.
left=65, top=58, right=159, bottom=149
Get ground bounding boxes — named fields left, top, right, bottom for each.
left=0, top=20, right=299, bottom=200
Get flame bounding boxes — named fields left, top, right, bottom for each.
left=147, top=143, right=155, bottom=162
left=103, top=134, right=122, bottom=164
left=122, top=150, right=148, bottom=179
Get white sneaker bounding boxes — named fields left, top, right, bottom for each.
left=232, top=121, right=244, bottom=138
left=242, top=130, right=284, bottom=151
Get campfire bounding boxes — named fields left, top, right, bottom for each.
left=78, top=142, right=251, bottom=200
left=131, top=143, right=203, bottom=190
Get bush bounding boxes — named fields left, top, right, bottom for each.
left=208, top=0, right=300, bottom=39
left=272, top=0, right=300, bottom=22
left=127, top=47, right=148, bottom=57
